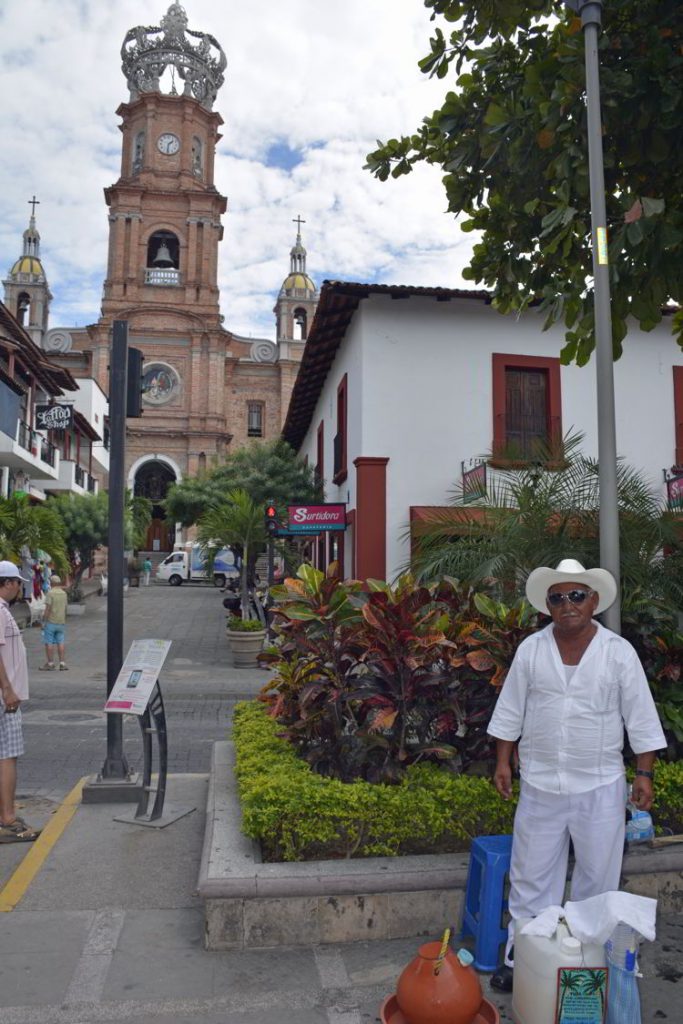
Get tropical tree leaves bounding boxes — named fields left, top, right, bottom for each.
left=409, top=432, right=683, bottom=615
left=366, top=0, right=683, bottom=361
left=165, top=439, right=321, bottom=527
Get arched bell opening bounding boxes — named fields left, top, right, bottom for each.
left=293, top=307, right=307, bottom=341
left=145, top=231, right=180, bottom=286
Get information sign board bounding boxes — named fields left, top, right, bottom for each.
left=104, top=638, right=171, bottom=715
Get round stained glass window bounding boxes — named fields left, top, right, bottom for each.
left=142, top=363, right=179, bottom=405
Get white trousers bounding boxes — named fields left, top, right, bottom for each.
left=505, top=776, right=626, bottom=965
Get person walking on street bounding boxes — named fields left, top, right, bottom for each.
left=142, top=557, right=152, bottom=586
left=40, top=574, right=68, bottom=671
left=0, top=561, right=41, bottom=842
left=487, top=558, right=666, bottom=992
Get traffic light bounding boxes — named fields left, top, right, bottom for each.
left=126, top=347, right=144, bottom=418
left=265, top=502, right=278, bottom=537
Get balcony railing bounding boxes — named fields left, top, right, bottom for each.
left=40, top=437, right=57, bottom=467
left=145, top=267, right=181, bottom=287
left=16, top=420, right=32, bottom=451
left=75, top=464, right=86, bottom=487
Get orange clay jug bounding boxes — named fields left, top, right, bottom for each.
left=395, top=931, right=483, bottom=1024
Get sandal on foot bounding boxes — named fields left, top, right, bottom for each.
left=59, top=663, right=68, bottom=671
left=0, top=820, right=41, bottom=843
left=39, top=663, right=55, bottom=671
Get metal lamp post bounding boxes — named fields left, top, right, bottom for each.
left=564, top=0, right=621, bottom=633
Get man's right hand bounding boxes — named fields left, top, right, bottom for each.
left=1, top=684, right=20, bottom=713
left=494, top=763, right=513, bottom=800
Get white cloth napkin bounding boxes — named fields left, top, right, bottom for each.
left=518, top=891, right=657, bottom=945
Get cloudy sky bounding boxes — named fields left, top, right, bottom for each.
left=0, top=0, right=475, bottom=340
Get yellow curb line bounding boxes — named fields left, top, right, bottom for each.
left=0, top=776, right=86, bottom=913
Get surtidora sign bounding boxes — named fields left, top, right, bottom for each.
left=35, top=404, right=73, bottom=431
left=287, top=504, right=347, bottom=533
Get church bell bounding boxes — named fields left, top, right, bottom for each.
left=152, top=242, right=174, bottom=267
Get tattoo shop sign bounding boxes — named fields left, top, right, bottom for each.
left=35, top=404, right=73, bottom=431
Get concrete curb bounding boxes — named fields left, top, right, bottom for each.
left=198, top=740, right=683, bottom=948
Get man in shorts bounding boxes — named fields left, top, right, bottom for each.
left=0, top=561, right=40, bottom=842
left=40, top=574, right=68, bottom=671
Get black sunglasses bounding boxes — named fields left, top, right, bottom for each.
left=547, top=589, right=594, bottom=607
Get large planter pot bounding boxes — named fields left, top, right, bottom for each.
left=226, top=629, right=266, bottom=668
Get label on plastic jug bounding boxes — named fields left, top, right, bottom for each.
left=555, top=967, right=608, bottom=1023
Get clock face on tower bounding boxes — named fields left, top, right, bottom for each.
left=157, top=133, right=180, bottom=155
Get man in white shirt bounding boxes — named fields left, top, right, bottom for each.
left=487, top=558, right=666, bottom=991
left=0, top=561, right=41, bottom=843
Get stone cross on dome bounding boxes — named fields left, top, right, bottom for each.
left=120, top=3, right=227, bottom=110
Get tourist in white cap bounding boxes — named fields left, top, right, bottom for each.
left=487, top=558, right=666, bottom=991
left=0, top=561, right=41, bottom=842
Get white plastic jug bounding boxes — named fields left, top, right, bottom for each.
left=512, top=918, right=607, bottom=1024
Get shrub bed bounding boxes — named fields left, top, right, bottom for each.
left=234, top=703, right=683, bottom=862
left=233, top=701, right=517, bottom=862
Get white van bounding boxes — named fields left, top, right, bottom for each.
left=156, top=545, right=239, bottom=587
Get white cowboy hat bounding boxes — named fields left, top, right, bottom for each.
left=525, top=558, right=618, bottom=615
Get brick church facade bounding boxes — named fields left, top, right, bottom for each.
left=22, top=3, right=317, bottom=551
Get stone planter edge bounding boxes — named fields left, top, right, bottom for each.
left=198, top=741, right=683, bottom=948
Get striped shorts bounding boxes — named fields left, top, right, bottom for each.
left=0, top=703, right=24, bottom=759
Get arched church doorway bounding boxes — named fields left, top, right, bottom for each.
left=134, top=460, right=176, bottom=552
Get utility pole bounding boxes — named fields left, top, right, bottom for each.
left=565, top=0, right=621, bottom=632
left=82, top=319, right=139, bottom=801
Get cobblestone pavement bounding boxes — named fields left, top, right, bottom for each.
left=15, top=584, right=268, bottom=802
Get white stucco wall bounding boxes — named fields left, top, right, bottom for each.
left=60, top=378, right=110, bottom=472
left=297, top=292, right=683, bottom=581
left=298, top=310, right=365, bottom=578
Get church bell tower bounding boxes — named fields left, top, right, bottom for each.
left=3, top=197, right=52, bottom=348
left=100, top=3, right=228, bottom=324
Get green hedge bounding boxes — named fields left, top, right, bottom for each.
left=233, top=703, right=683, bottom=862
left=233, top=701, right=517, bottom=862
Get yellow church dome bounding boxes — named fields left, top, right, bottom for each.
left=281, top=272, right=316, bottom=294
left=10, top=255, right=45, bottom=279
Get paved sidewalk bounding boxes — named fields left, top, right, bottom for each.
left=0, top=587, right=681, bottom=1022
left=2, top=774, right=682, bottom=1023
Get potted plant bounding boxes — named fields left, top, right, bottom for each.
left=225, top=615, right=266, bottom=667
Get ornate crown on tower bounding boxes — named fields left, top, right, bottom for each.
left=121, top=3, right=226, bottom=110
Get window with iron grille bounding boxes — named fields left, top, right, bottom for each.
left=247, top=402, right=264, bottom=438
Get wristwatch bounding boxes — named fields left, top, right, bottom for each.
left=635, top=769, right=654, bottom=779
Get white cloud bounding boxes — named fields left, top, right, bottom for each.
left=0, top=0, right=476, bottom=338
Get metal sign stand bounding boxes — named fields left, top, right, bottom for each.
left=113, top=680, right=195, bottom=829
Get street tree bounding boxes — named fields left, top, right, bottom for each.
left=0, top=494, right=68, bottom=574
left=48, top=492, right=109, bottom=601
left=165, top=439, right=321, bottom=527
left=48, top=491, right=151, bottom=600
left=365, top=0, right=683, bottom=364
left=197, top=489, right=267, bottom=619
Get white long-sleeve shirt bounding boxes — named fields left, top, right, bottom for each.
left=487, top=622, right=666, bottom=794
